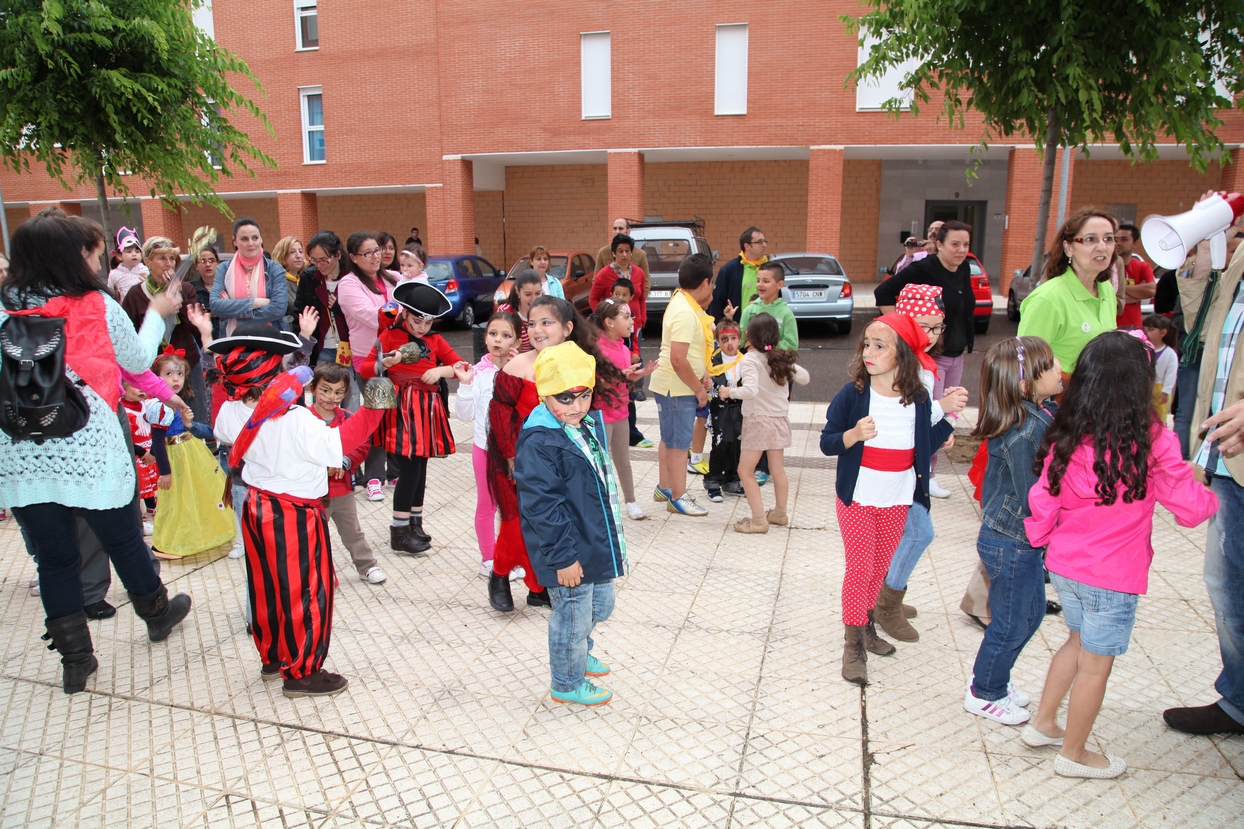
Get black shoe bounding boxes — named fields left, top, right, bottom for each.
left=966, top=614, right=988, bottom=630
left=43, top=612, right=98, bottom=694
left=1163, top=702, right=1244, bottom=735
left=526, top=589, right=552, bottom=608
left=706, top=488, right=723, bottom=503
left=408, top=515, right=432, bottom=544
left=282, top=670, right=349, bottom=698
left=632, top=388, right=647, bottom=402
left=722, top=481, right=746, bottom=497
left=128, top=584, right=192, bottom=642
left=390, top=524, right=430, bottom=557
left=1045, top=600, right=1062, bottom=615
left=261, top=663, right=282, bottom=682
left=82, top=600, right=116, bottom=620
left=488, top=573, right=514, bottom=612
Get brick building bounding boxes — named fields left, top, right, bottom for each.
left=3, top=0, right=1241, bottom=296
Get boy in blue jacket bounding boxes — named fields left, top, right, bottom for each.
left=514, top=342, right=628, bottom=706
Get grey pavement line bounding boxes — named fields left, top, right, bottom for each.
left=0, top=671, right=1020, bottom=829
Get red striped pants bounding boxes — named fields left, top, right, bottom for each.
left=241, top=488, right=336, bottom=680
left=836, top=499, right=909, bottom=626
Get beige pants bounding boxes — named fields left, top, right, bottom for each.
left=960, top=560, right=992, bottom=625
left=324, top=493, right=376, bottom=576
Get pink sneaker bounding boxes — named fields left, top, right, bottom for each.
left=366, top=479, right=384, bottom=502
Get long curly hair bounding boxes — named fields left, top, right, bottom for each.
left=529, top=296, right=629, bottom=410
left=849, top=321, right=927, bottom=406
left=745, top=312, right=799, bottom=385
left=1034, top=331, right=1157, bottom=505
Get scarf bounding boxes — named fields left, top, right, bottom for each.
left=673, top=290, right=743, bottom=377
left=144, top=273, right=168, bottom=296
left=211, top=347, right=285, bottom=400
left=739, top=253, right=768, bottom=308
left=874, top=312, right=938, bottom=377
left=222, top=252, right=267, bottom=336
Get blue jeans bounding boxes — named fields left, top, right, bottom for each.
left=970, top=526, right=1047, bottom=700
left=884, top=502, right=934, bottom=590
left=548, top=580, right=615, bottom=692
left=1207, top=477, right=1244, bottom=726
left=12, top=502, right=161, bottom=620
left=1173, top=357, right=1200, bottom=459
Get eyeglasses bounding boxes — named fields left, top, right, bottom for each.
left=1072, top=235, right=1116, bottom=246
left=551, top=388, right=593, bottom=405
left=751, top=238, right=768, bottom=246
left=919, top=323, right=946, bottom=335
left=354, top=248, right=383, bottom=258
left=308, top=255, right=334, bottom=266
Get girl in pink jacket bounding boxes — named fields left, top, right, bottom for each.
left=1023, top=331, right=1218, bottom=779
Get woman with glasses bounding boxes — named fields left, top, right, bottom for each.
left=1018, top=208, right=1119, bottom=376
left=294, top=230, right=353, bottom=367
left=338, top=232, right=400, bottom=501
left=874, top=219, right=976, bottom=498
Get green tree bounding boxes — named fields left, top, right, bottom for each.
left=0, top=0, right=274, bottom=259
left=848, top=0, right=1244, bottom=278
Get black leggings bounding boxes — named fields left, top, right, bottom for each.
left=392, top=455, right=429, bottom=512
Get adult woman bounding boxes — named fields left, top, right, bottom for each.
left=377, top=232, right=399, bottom=273
left=0, top=216, right=192, bottom=694
left=497, top=269, right=544, bottom=352
left=121, top=236, right=208, bottom=421
left=209, top=217, right=289, bottom=335
left=1018, top=208, right=1119, bottom=374
left=188, top=244, right=226, bottom=340
left=338, top=231, right=399, bottom=499
left=294, top=229, right=353, bottom=366
left=529, top=246, right=564, bottom=299
left=873, top=219, right=976, bottom=496
left=272, top=235, right=306, bottom=320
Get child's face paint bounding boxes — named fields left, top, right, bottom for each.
left=158, top=364, right=186, bottom=394
left=544, top=389, right=592, bottom=426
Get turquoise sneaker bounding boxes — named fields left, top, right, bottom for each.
left=637, top=438, right=655, bottom=449
left=653, top=485, right=672, bottom=503
left=585, top=653, right=610, bottom=677
left=551, top=679, right=612, bottom=706
left=755, top=471, right=771, bottom=486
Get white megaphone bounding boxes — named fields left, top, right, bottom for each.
left=1141, top=192, right=1244, bottom=271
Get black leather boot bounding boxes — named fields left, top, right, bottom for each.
left=488, top=573, right=514, bottom=612
left=390, top=524, right=430, bottom=556
left=43, top=612, right=98, bottom=694
left=526, top=589, right=552, bottom=608
left=129, top=584, right=192, bottom=642
left=408, top=514, right=432, bottom=544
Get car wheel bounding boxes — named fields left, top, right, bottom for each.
left=975, top=314, right=991, bottom=334
left=835, top=318, right=853, bottom=336
left=1006, top=290, right=1020, bottom=322
left=459, top=302, right=476, bottom=329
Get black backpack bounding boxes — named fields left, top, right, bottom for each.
left=0, top=313, right=91, bottom=443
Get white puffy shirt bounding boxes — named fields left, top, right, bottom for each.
left=214, top=400, right=343, bottom=500
left=453, top=360, right=499, bottom=450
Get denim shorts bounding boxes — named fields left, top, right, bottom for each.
left=654, top=392, right=697, bottom=450
left=1049, top=572, right=1138, bottom=656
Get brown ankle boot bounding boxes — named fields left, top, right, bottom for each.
left=864, top=612, right=897, bottom=656
left=903, top=603, right=917, bottom=619
left=874, top=584, right=920, bottom=642
left=842, top=625, right=868, bottom=685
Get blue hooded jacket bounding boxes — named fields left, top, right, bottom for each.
left=514, top=405, right=627, bottom=588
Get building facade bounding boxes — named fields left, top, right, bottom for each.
left=3, top=0, right=1241, bottom=293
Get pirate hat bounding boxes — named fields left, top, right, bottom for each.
left=205, top=322, right=303, bottom=356
left=392, top=281, right=452, bottom=320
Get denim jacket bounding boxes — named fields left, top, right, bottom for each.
left=981, top=399, right=1056, bottom=543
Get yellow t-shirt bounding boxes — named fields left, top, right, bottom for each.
left=650, top=290, right=709, bottom=397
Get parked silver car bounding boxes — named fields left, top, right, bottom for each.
left=769, top=253, right=855, bottom=335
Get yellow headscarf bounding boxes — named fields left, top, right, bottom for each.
left=674, top=289, right=744, bottom=377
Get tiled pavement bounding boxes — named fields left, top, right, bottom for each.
left=0, top=399, right=1240, bottom=828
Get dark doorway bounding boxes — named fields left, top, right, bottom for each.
left=925, top=200, right=987, bottom=260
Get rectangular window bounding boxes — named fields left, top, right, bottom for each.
left=855, top=34, right=916, bottom=111
left=715, top=24, right=748, bottom=116
left=300, top=87, right=325, bottom=163
left=295, top=0, right=318, bottom=50
left=192, top=1, right=214, bottom=39
left=204, top=102, right=223, bottom=169
left=580, top=32, right=611, bottom=120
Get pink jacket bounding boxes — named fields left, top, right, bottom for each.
left=337, top=271, right=395, bottom=371
left=1025, top=426, right=1218, bottom=594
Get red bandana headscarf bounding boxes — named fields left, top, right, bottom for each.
left=873, top=313, right=939, bottom=378
left=212, top=347, right=285, bottom=401
left=895, top=283, right=944, bottom=318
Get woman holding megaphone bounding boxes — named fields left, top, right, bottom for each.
left=1017, top=208, right=1119, bottom=377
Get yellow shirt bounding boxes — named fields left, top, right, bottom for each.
left=650, top=290, right=709, bottom=397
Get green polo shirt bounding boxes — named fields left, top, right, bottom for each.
left=1017, top=269, right=1117, bottom=373
left=738, top=296, right=799, bottom=351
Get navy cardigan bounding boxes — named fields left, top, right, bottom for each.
left=819, top=382, right=954, bottom=510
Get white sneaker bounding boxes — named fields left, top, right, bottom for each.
left=625, top=502, right=647, bottom=521
left=509, top=565, right=525, bottom=583
left=480, top=561, right=493, bottom=578
left=142, top=520, right=154, bottom=537
left=969, top=674, right=1030, bottom=708
left=228, top=540, right=246, bottom=559
left=366, top=479, right=384, bottom=501
left=362, top=566, right=387, bottom=584
left=964, top=686, right=1031, bottom=725
left=928, top=478, right=952, bottom=499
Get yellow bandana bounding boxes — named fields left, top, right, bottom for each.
left=534, top=341, right=597, bottom=396
left=675, top=289, right=744, bottom=377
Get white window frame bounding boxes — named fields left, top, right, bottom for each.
left=855, top=32, right=916, bottom=112
left=203, top=101, right=223, bottom=169
left=580, top=31, right=611, bottom=120
left=714, top=24, right=748, bottom=116
left=294, top=0, right=318, bottom=51
left=299, top=86, right=325, bottom=164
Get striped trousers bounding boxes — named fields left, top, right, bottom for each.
left=241, top=488, right=336, bottom=680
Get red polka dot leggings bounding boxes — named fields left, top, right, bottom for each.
left=837, top=499, right=909, bottom=625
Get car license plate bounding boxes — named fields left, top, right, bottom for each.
left=793, top=290, right=821, bottom=299
left=649, top=290, right=672, bottom=299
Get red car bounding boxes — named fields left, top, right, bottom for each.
left=966, top=253, right=993, bottom=334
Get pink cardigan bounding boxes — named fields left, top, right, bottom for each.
left=336, top=270, right=396, bottom=371
left=1025, top=426, right=1218, bottom=594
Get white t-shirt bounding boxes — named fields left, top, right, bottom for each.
left=1153, top=345, right=1177, bottom=396
left=214, top=401, right=343, bottom=500
left=323, top=279, right=340, bottom=349
left=855, top=391, right=917, bottom=507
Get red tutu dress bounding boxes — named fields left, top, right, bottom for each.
left=487, top=371, right=542, bottom=593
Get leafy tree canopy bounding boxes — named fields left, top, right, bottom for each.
left=0, top=0, right=274, bottom=214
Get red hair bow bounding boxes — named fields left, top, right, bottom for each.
left=161, top=345, right=186, bottom=359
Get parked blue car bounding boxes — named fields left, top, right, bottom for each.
left=425, top=255, right=506, bottom=328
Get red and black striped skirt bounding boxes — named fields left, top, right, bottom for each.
left=377, top=385, right=456, bottom=459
